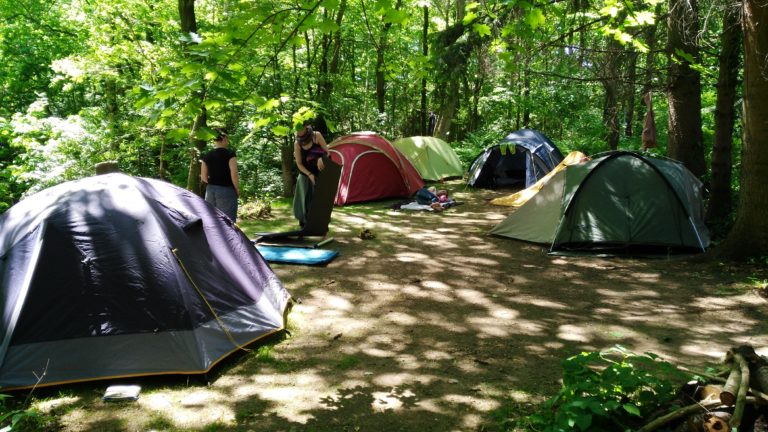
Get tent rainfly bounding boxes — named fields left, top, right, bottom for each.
left=467, top=129, right=564, bottom=189
left=329, top=132, right=424, bottom=205
left=490, top=151, right=710, bottom=253
left=392, top=136, right=464, bottom=181
left=0, top=174, right=290, bottom=390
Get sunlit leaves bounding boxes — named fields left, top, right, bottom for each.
left=629, top=11, right=655, bottom=26
left=258, top=99, right=282, bottom=112
left=383, top=9, right=408, bottom=25
left=271, top=125, right=291, bottom=136
left=472, top=23, right=492, bottom=38
left=524, top=8, right=546, bottom=29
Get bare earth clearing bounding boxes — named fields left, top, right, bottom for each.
left=40, top=184, right=768, bottom=431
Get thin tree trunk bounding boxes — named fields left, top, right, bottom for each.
left=706, top=4, right=741, bottom=227
left=374, top=0, right=402, bottom=117
left=421, top=4, right=428, bottom=135
left=717, top=0, right=768, bottom=259
left=179, top=0, right=208, bottom=196
left=435, top=79, right=459, bottom=139
left=603, top=39, right=622, bottom=150
left=624, top=51, right=638, bottom=137
left=666, top=0, right=706, bottom=177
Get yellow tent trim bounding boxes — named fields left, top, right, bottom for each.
left=490, top=151, right=589, bottom=207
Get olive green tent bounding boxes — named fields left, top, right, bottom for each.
left=392, top=136, right=464, bottom=181
left=490, top=151, right=710, bottom=253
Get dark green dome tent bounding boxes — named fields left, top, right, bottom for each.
left=490, top=151, right=710, bottom=253
left=467, top=129, right=564, bottom=189
left=0, top=174, right=290, bottom=390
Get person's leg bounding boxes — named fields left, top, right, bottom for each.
left=206, top=185, right=238, bottom=221
left=293, top=175, right=309, bottom=226
left=220, top=187, right=238, bottom=221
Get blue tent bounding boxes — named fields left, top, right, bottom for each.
left=467, top=129, right=564, bottom=189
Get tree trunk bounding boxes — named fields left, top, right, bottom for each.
left=639, top=4, right=662, bottom=125
left=179, top=0, right=208, bottom=196
left=281, top=137, right=295, bottom=198
left=421, top=4, right=429, bottom=135
left=522, top=62, right=530, bottom=128
left=603, top=38, right=622, bottom=150
left=624, top=51, right=638, bottom=137
left=374, top=0, right=402, bottom=117
left=716, top=0, right=768, bottom=259
left=603, top=79, right=620, bottom=150
left=706, top=5, right=741, bottom=227
left=435, top=79, right=459, bottom=139
left=666, top=0, right=706, bottom=177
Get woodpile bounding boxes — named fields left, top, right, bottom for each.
left=639, top=345, right=768, bottom=432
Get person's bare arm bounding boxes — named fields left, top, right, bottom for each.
left=200, top=161, right=209, bottom=184
left=229, top=157, right=240, bottom=196
left=294, top=141, right=316, bottom=183
left=316, top=132, right=329, bottom=171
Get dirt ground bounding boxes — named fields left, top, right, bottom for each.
left=43, top=183, right=768, bottom=431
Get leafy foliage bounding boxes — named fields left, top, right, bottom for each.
left=522, top=347, right=687, bottom=432
left=0, top=393, right=53, bottom=432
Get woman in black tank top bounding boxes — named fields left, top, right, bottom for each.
left=293, top=122, right=330, bottom=226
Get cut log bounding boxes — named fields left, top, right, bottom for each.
left=638, top=399, right=723, bottom=432
left=721, top=360, right=741, bottom=406
left=730, top=352, right=751, bottom=429
left=704, top=411, right=732, bottom=432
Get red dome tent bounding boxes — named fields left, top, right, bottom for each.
left=328, top=132, right=424, bottom=205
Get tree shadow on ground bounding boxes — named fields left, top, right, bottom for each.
left=42, top=182, right=768, bottom=431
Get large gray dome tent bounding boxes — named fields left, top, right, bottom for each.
left=490, top=151, right=710, bottom=253
left=467, top=129, right=564, bottom=189
left=0, top=174, right=290, bottom=390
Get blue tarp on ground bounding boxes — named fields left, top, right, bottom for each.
left=256, top=245, right=339, bottom=265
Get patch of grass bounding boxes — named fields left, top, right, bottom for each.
left=487, top=400, right=536, bottom=432
left=336, top=355, right=361, bottom=370
left=201, top=421, right=231, bottom=431
left=143, top=413, right=174, bottom=431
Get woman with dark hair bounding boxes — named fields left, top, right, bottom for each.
left=200, top=128, right=240, bottom=221
left=293, top=121, right=329, bottom=226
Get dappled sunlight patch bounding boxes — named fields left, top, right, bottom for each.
left=467, top=316, right=513, bottom=337
left=524, top=298, right=569, bottom=310
left=441, top=393, right=500, bottom=414
left=383, top=311, right=419, bottom=326
left=691, top=292, right=764, bottom=308
left=394, top=251, right=431, bottom=262
left=557, top=324, right=592, bottom=343
left=373, top=373, right=436, bottom=387
left=370, top=389, right=417, bottom=412
left=679, top=342, right=729, bottom=361
left=489, top=307, right=520, bottom=320
left=511, top=319, right=549, bottom=336
left=543, top=340, right=566, bottom=350
left=139, top=390, right=236, bottom=429
left=421, top=280, right=452, bottom=290
left=309, top=290, right=354, bottom=310
left=361, top=347, right=398, bottom=358
left=34, top=395, right=81, bottom=413
left=401, top=284, right=453, bottom=302
left=422, top=349, right=454, bottom=361
left=418, top=312, right=471, bottom=333
left=454, top=288, right=496, bottom=307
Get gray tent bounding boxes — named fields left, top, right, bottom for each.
left=0, top=174, right=290, bottom=390
left=490, top=151, right=710, bottom=252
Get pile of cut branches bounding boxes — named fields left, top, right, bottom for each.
left=641, top=345, right=768, bottom=432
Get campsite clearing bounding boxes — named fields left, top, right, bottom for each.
left=31, top=182, right=768, bottom=431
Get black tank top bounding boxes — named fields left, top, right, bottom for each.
left=203, top=148, right=236, bottom=187
left=300, top=133, right=325, bottom=176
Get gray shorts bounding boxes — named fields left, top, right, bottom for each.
left=205, top=184, right=238, bottom=221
